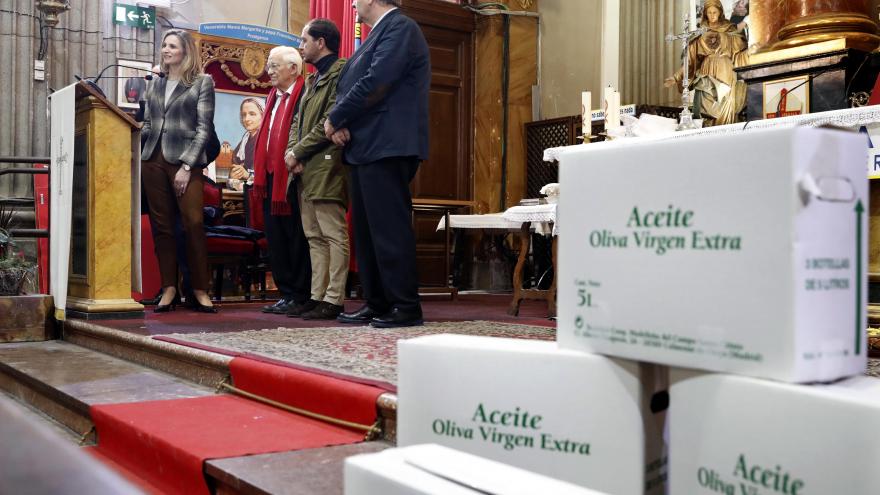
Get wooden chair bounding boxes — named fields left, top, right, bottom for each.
left=203, top=180, right=268, bottom=301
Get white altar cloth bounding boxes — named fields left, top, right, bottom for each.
left=543, top=105, right=880, bottom=174
left=436, top=204, right=558, bottom=236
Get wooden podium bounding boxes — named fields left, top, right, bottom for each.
left=64, top=82, right=143, bottom=319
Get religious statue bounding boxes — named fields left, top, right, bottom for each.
left=664, top=0, right=748, bottom=126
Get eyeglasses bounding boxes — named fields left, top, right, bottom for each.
left=265, top=62, right=292, bottom=72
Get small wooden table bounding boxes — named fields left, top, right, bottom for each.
left=437, top=205, right=557, bottom=318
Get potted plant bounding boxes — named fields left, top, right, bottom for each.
left=0, top=204, right=36, bottom=296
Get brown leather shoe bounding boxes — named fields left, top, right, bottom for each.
left=302, top=302, right=344, bottom=320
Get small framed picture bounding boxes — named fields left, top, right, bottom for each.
left=763, top=75, right=810, bottom=119
left=116, top=60, right=154, bottom=109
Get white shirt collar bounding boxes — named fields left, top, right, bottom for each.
left=371, top=7, right=397, bottom=29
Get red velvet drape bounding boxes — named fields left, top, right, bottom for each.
left=309, top=1, right=369, bottom=57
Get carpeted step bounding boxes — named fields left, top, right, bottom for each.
left=89, top=394, right=374, bottom=495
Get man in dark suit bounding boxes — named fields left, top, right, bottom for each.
left=325, top=0, right=430, bottom=328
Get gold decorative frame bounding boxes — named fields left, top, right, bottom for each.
left=192, top=32, right=273, bottom=90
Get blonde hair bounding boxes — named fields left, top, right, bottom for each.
left=160, top=29, right=203, bottom=86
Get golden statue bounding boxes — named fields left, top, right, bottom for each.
left=665, top=0, right=748, bottom=126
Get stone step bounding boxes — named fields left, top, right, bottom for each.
left=0, top=340, right=215, bottom=442
left=61, top=319, right=399, bottom=442
left=206, top=442, right=392, bottom=495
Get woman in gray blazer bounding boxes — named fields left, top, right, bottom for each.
left=141, top=29, right=217, bottom=313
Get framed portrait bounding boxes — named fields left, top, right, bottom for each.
left=763, top=75, right=810, bottom=119
left=212, top=90, right=267, bottom=182
left=116, top=60, right=153, bottom=109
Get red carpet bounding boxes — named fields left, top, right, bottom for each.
left=230, top=357, right=385, bottom=426
left=90, top=395, right=368, bottom=495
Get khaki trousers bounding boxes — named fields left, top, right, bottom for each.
left=297, top=181, right=349, bottom=306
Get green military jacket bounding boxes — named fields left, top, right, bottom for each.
left=286, top=57, right=348, bottom=206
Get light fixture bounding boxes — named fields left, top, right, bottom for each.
left=36, top=0, right=71, bottom=28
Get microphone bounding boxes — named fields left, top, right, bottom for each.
left=74, top=64, right=165, bottom=96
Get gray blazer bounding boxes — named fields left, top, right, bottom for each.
left=141, top=74, right=215, bottom=167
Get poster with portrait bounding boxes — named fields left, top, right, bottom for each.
left=116, top=60, right=154, bottom=109
left=211, top=90, right=266, bottom=183
left=697, top=0, right=749, bottom=43
left=763, top=75, right=810, bottom=119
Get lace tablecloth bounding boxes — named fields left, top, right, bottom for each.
left=435, top=213, right=521, bottom=231
left=543, top=105, right=880, bottom=163
left=436, top=205, right=557, bottom=236
left=502, top=204, right=557, bottom=236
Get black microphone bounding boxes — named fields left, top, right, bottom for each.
left=74, top=64, right=164, bottom=87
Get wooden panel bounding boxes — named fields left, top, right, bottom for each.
left=402, top=0, right=476, bottom=287
left=287, top=0, right=310, bottom=35
left=474, top=1, right=539, bottom=212
left=506, top=13, right=539, bottom=206
left=414, top=210, right=448, bottom=287
left=475, top=15, right=504, bottom=213
left=420, top=88, right=459, bottom=199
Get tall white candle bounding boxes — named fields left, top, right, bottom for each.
left=689, top=0, right=698, bottom=30
left=581, top=91, right=591, bottom=133
left=604, top=86, right=621, bottom=130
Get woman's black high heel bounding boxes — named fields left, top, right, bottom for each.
left=153, top=290, right=180, bottom=313
left=191, top=301, right=218, bottom=313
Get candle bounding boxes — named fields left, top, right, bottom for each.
left=689, top=0, right=698, bottom=30
left=604, top=86, right=621, bottom=130
left=581, top=91, right=591, bottom=132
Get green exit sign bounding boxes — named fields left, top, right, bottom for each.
left=113, top=4, right=155, bottom=29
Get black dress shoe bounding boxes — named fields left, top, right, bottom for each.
left=262, top=299, right=291, bottom=314
left=370, top=307, right=424, bottom=328
left=302, top=302, right=344, bottom=320
left=286, top=299, right=319, bottom=317
left=337, top=305, right=385, bottom=324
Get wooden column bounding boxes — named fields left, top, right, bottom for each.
left=774, top=0, right=880, bottom=51
left=474, top=1, right=539, bottom=211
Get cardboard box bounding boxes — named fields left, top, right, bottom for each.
left=669, top=370, right=880, bottom=494
left=344, top=444, right=607, bottom=495
left=398, top=335, right=667, bottom=494
left=557, top=126, right=868, bottom=382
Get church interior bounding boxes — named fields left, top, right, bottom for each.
left=4, top=0, right=880, bottom=493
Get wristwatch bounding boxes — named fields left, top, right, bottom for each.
left=182, top=164, right=192, bottom=172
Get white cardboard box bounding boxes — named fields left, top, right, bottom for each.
left=557, top=126, right=868, bottom=382
left=669, top=370, right=880, bottom=494
left=397, top=335, right=667, bottom=495
left=344, top=444, right=607, bottom=495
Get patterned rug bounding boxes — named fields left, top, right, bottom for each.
left=156, top=321, right=556, bottom=388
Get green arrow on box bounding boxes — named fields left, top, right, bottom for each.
left=113, top=3, right=155, bottom=29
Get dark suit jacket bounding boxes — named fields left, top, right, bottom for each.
left=328, top=9, right=430, bottom=165
left=141, top=74, right=215, bottom=167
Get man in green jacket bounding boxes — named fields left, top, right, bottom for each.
left=284, top=19, right=349, bottom=320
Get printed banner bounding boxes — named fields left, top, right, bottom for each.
left=48, top=83, right=77, bottom=320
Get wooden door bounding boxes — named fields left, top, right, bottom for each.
left=404, top=0, right=475, bottom=287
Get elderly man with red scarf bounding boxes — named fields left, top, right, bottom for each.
left=252, top=46, right=313, bottom=315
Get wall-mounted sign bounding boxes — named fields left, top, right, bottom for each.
left=113, top=4, right=155, bottom=29
left=199, top=23, right=302, bottom=47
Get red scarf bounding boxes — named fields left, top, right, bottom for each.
left=252, top=77, right=304, bottom=216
